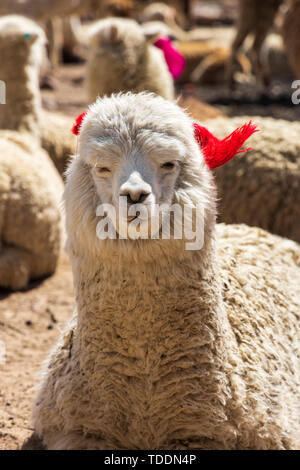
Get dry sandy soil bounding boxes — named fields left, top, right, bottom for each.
left=0, top=254, right=74, bottom=450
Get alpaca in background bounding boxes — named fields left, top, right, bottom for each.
left=87, top=18, right=175, bottom=102
left=0, top=16, right=64, bottom=289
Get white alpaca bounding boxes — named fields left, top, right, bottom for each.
left=32, top=93, right=300, bottom=450
left=0, top=16, right=64, bottom=289
left=87, top=18, right=174, bottom=102
left=0, top=15, right=77, bottom=176
left=0, top=0, right=104, bottom=67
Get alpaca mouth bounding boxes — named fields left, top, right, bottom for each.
left=127, top=211, right=141, bottom=222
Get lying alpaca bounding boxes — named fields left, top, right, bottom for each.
left=33, top=93, right=300, bottom=450
left=87, top=18, right=174, bottom=102
left=0, top=16, right=64, bottom=289
left=206, top=116, right=300, bottom=243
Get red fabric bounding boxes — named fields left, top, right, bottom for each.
left=193, top=121, right=259, bottom=169
left=71, top=112, right=88, bottom=136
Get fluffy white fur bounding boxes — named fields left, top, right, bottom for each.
left=87, top=18, right=174, bottom=102
left=32, top=93, right=300, bottom=449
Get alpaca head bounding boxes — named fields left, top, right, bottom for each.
left=88, top=18, right=147, bottom=63
left=65, top=93, right=216, bottom=258
left=0, top=15, right=46, bottom=72
left=0, top=16, right=46, bottom=135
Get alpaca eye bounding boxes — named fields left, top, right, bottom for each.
left=96, top=167, right=111, bottom=174
left=161, top=162, right=175, bottom=170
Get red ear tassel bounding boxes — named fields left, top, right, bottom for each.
left=71, top=111, right=88, bottom=136
left=193, top=121, right=259, bottom=169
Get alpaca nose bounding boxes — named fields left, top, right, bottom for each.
left=121, top=191, right=150, bottom=205
left=119, top=172, right=152, bottom=205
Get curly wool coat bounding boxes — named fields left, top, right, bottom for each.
left=33, top=93, right=300, bottom=449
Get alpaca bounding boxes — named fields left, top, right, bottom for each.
left=86, top=18, right=174, bottom=102
left=32, top=93, right=300, bottom=450
left=227, top=0, right=283, bottom=86
left=205, top=116, right=300, bottom=243
left=0, top=16, right=64, bottom=289
left=282, top=0, right=300, bottom=79
left=0, top=15, right=77, bottom=177
left=0, top=0, right=104, bottom=67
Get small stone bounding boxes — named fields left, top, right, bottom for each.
left=25, top=320, right=32, bottom=327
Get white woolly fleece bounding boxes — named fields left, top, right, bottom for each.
left=33, top=93, right=300, bottom=450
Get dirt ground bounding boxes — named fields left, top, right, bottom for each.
left=0, top=254, right=74, bottom=450
left=1, top=56, right=300, bottom=450
left=41, top=63, right=300, bottom=122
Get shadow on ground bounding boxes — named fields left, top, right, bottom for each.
left=22, top=433, right=46, bottom=450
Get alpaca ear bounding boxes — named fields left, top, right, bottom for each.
left=99, top=24, right=121, bottom=47
left=71, top=112, right=87, bottom=136
left=193, top=121, right=259, bottom=169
